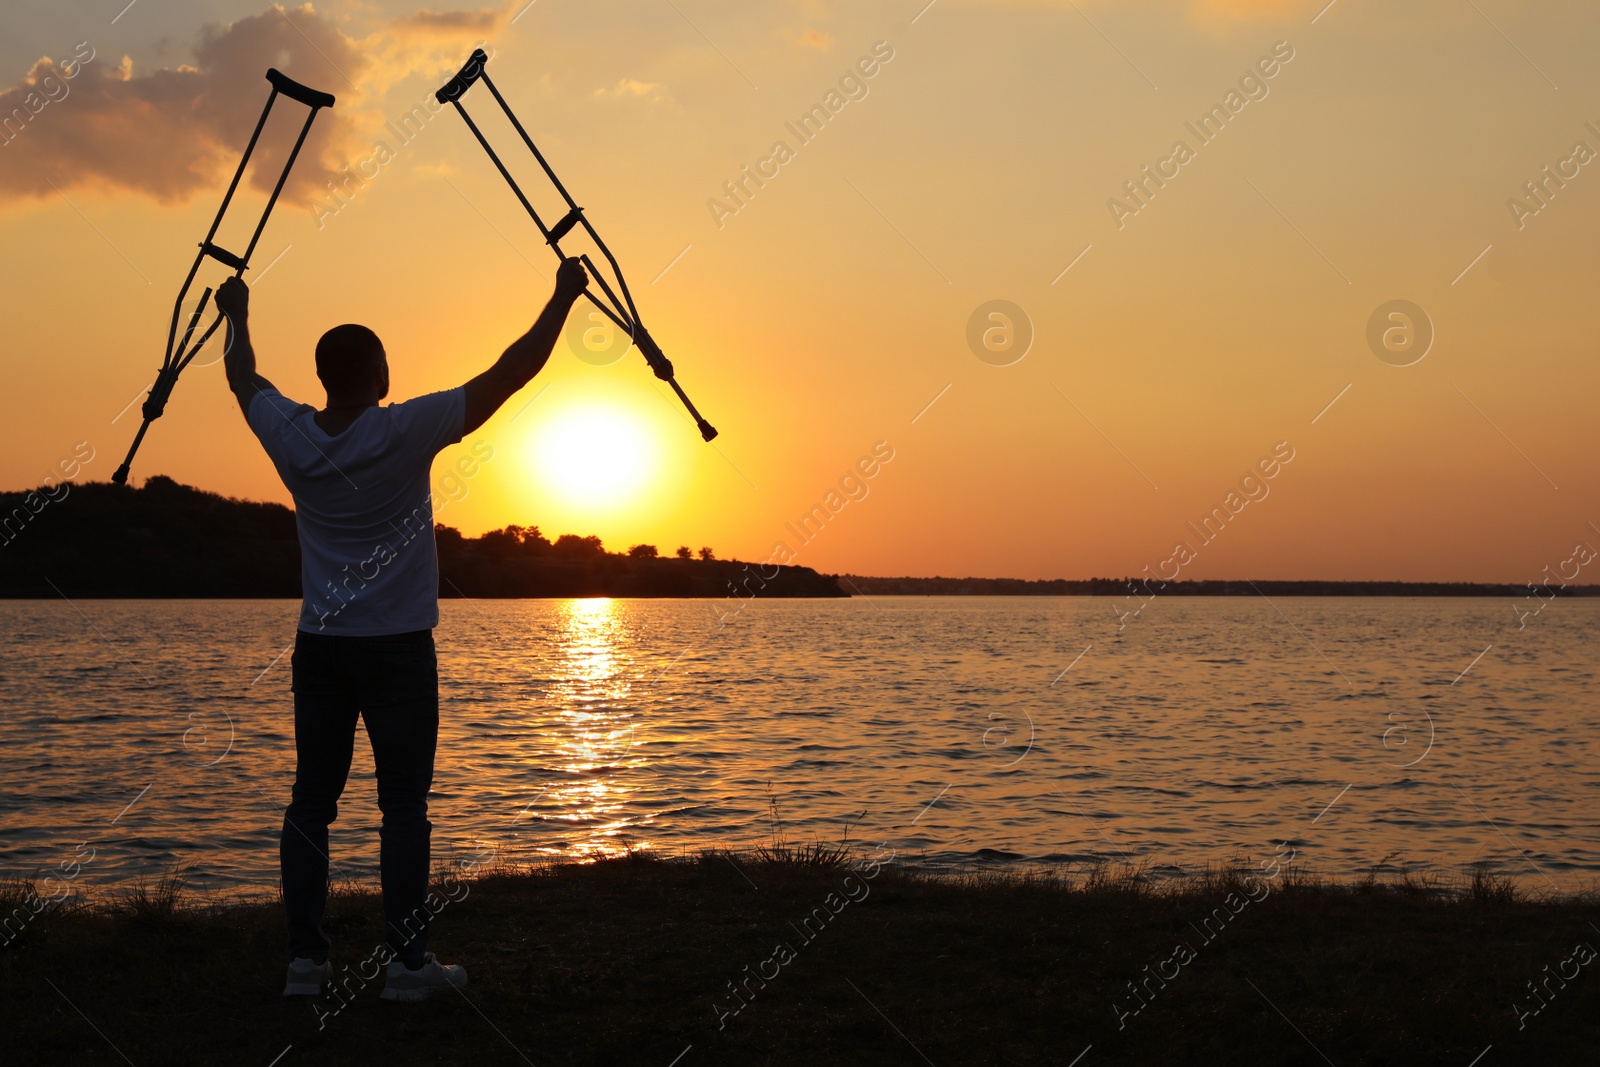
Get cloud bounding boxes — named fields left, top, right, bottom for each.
left=972, top=0, right=1305, bottom=21
left=0, top=3, right=522, bottom=206
left=392, top=8, right=507, bottom=34
left=367, top=3, right=520, bottom=89
left=1187, top=0, right=1303, bottom=21
left=592, top=78, right=668, bottom=103
left=0, top=5, right=363, bottom=204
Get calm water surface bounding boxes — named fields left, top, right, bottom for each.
left=1, top=597, right=1596, bottom=897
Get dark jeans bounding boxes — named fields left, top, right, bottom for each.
left=283, top=628, right=438, bottom=966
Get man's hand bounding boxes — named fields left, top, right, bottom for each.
left=555, top=257, right=588, bottom=303
left=215, top=276, right=250, bottom=321
left=218, top=275, right=273, bottom=414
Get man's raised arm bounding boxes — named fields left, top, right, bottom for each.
left=215, top=276, right=276, bottom=416
left=463, top=258, right=588, bottom=435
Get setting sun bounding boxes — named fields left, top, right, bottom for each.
left=529, top=403, right=655, bottom=511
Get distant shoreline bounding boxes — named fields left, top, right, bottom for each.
left=836, top=575, right=1596, bottom=598
left=1, top=478, right=1584, bottom=599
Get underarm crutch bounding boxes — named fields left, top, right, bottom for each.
left=112, top=69, right=336, bottom=485
left=437, top=49, right=718, bottom=442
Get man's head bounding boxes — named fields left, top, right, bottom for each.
left=315, top=324, right=389, bottom=404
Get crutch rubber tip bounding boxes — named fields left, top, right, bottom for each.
left=698, top=421, right=718, bottom=442
left=112, top=464, right=131, bottom=485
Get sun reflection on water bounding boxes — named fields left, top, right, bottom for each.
left=534, top=597, right=648, bottom=859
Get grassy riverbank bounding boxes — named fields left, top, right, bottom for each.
left=3, top=852, right=1597, bottom=1065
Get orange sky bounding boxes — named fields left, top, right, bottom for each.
left=2, top=0, right=1598, bottom=582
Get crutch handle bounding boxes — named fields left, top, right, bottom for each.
left=266, top=69, right=336, bottom=109
left=437, top=49, right=490, bottom=104
left=200, top=242, right=249, bottom=272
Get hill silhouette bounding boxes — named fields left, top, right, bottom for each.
left=0, top=477, right=844, bottom=599
left=1, top=478, right=1585, bottom=600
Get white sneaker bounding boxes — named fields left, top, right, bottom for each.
left=283, top=956, right=331, bottom=997
left=379, top=951, right=467, bottom=1002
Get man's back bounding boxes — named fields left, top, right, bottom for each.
left=215, top=259, right=587, bottom=1003
left=246, top=386, right=464, bottom=635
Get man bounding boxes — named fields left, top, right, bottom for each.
left=215, top=257, right=589, bottom=1001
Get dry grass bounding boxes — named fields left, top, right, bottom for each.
left=112, top=864, right=194, bottom=922
left=3, top=846, right=1597, bottom=1065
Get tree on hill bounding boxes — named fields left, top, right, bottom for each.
left=481, top=525, right=552, bottom=556
left=0, top=477, right=847, bottom=599
left=552, top=533, right=604, bottom=556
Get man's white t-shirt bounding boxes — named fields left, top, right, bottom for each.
left=246, top=386, right=465, bottom=636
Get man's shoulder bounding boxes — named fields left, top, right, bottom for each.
left=247, top=388, right=315, bottom=437
left=381, top=388, right=466, bottom=447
